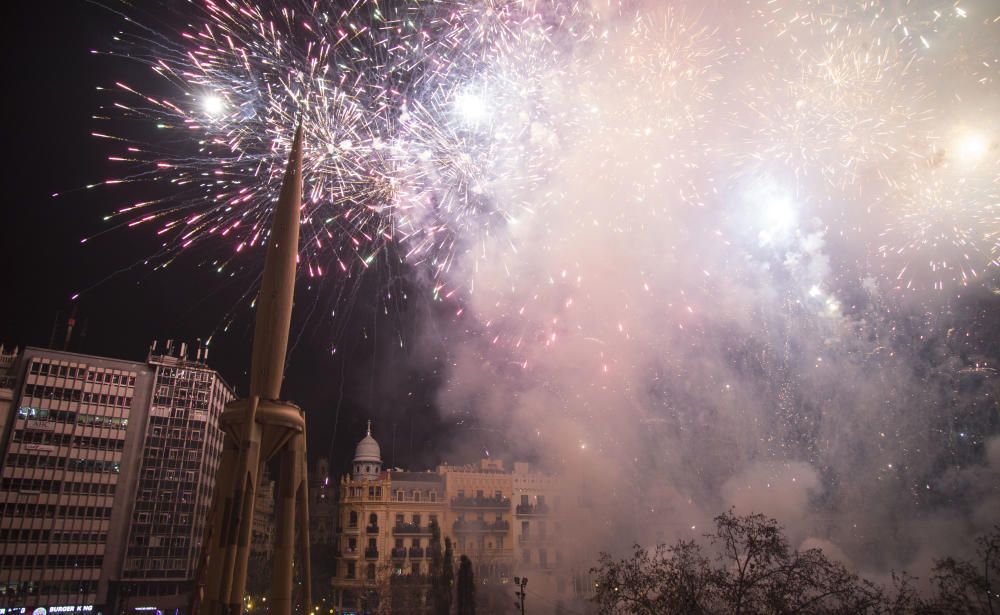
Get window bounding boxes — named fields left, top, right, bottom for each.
left=368, top=538, right=377, bottom=549
left=411, top=563, right=420, bottom=576
left=396, top=490, right=404, bottom=502
left=369, top=513, right=378, bottom=526
left=429, top=515, right=438, bottom=527
left=411, top=538, right=420, bottom=548
left=521, top=495, right=529, bottom=506
left=522, top=549, right=530, bottom=564
left=412, top=514, right=421, bottom=526
left=413, top=490, right=420, bottom=502
left=346, top=562, right=356, bottom=579
left=395, top=538, right=404, bottom=549
left=429, top=491, right=437, bottom=502
left=396, top=514, right=404, bottom=526
left=539, top=549, right=548, bottom=567
left=349, top=511, right=358, bottom=527
left=522, top=521, right=529, bottom=537
left=366, top=563, right=376, bottom=580
left=495, top=490, right=502, bottom=499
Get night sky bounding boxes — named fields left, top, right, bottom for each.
left=0, top=2, right=449, bottom=476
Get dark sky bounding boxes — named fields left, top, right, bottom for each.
left=0, top=2, right=451, bottom=477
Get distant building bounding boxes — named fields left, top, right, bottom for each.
left=0, top=342, right=233, bottom=615
left=0, top=345, right=19, bottom=448
left=329, top=425, right=583, bottom=615
left=309, top=458, right=337, bottom=604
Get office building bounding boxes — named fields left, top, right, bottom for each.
left=0, top=342, right=233, bottom=615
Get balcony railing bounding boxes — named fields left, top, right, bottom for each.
left=364, top=548, right=379, bottom=559
left=392, top=523, right=431, bottom=535
left=408, top=547, right=425, bottom=558
left=366, top=525, right=379, bottom=534
left=391, top=548, right=407, bottom=559
left=453, top=519, right=510, bottom=533
left=343, top=547, right=359, bottom=557
left=515, top=503, right=550, bottom=515
left=391, top=574, right=432, bottom=586
left=451, top=495, right=511, bottom=509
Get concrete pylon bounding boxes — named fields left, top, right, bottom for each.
left=195, top=124, right=312, bottom=615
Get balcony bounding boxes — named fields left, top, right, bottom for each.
left=391, top=574, right=432, bottom=586
left=451, top=495, right=511, bottom=509
left=392, top=523, right=431, bottom=535
left=366, top=525, right=380, bottom=534
left=408, top=547, right=425, bottom=559
left=453, top=519, right=510, bottom=533
left=343, top=547, right=359, bottom=557
left=344, top=524, right=359, bottom=533
left=515, top=503, right=550, bottom=515
left=391, top=548, right=407, bottom=559
left=364, top=548, right=379, bottom=559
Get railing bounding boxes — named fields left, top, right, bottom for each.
left=451, top=495, right=511, bottom=509
left=391, top=548, right=407, bottom=559
left=366, top=525, right=379, bottom=534
left=343, top=547, right=359, bottom=556
left=364, top=548, right=379, bottom=559
left=391, top=574, right=432, bottom=586
left=392, top=523, right=431, bottom=535
left=515, top=503, right=550, bottom=515
left=408, top=547, right=425, bottom=558
left=453, top=519, right=510, bottom=533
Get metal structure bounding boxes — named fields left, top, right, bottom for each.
left=513, top=576, right=528, bottom=615
left=196, top=124, right=311, bottom=615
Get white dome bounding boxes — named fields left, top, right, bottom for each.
left=354, top=421, right=381, bottom=463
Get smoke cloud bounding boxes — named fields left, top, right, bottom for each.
left=394, top=0, right=1000, bottom=591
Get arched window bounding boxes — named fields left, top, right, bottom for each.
left=367, top=563, right=376, bottom=580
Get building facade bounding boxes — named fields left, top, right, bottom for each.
left=0, top=347, right=154, bottom=614
left=115, top=349, right=234, bottom=613
left=0, top=343, right=233, bottom=615
left=329, top=427, right=581, bottom=615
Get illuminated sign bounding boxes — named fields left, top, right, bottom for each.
left=0, top=606, right=93, bottom=615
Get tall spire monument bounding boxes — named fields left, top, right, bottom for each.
left=196, top=124, right=312, bottom=615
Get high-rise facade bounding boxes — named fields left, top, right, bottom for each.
left=0, top=343, right=233, bottom=615
left=115, top=349, right=234, bottom=613
left=0, top=347, right=154, bottom=614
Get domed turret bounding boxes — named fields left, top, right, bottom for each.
left=352, top=421, right=382, bottom=480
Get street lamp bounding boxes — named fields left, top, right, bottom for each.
left=513, top=577, right=528, bottom=615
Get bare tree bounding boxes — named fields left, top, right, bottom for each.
left=923, top=525, right=1000, bottom=615
left=592, top=510, right=891, bottom=615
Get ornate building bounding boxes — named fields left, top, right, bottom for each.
left=329, top=425, right=584, bottom=615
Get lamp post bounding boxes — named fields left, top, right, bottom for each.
left=513, top=576, right=527, bottom=615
